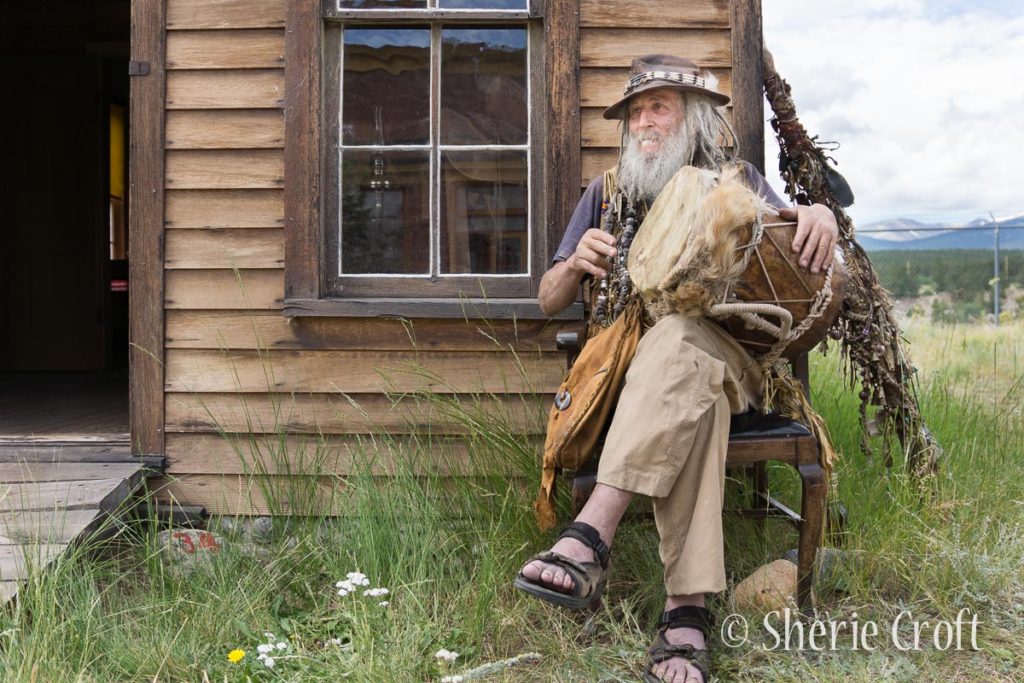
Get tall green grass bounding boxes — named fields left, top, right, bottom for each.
left=0, top=322, right=1021, bottom=681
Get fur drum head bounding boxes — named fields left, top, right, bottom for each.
left=628, top=165, right=771, bottom=317
left=627, top=164, right=847, bottom=359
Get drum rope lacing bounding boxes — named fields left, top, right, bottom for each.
left=708, top=214, right=837, bottom=367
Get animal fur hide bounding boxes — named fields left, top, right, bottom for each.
left=628, top=164, right=773, bottom=319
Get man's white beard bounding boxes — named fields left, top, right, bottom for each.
left=617, top=128, right=693, bottom=204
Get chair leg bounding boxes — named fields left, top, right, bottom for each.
left=796, top=462, right=827, bottom=613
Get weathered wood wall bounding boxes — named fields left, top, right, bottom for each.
left=155, top=0, right=745, bottom=514
left=157, top=0, right=559, bottom=514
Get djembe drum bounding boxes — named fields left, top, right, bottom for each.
left=628, top=164, right=847, bottom=361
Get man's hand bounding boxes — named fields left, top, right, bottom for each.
left=779, top=203, right=839, bottom=274
left=568, top=228, right=617, bottom=279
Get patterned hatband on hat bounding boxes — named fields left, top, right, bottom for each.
left=602, top=54, right=730, bottom=120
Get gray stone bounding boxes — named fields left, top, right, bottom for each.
left=251, top=516, right=275, bottom=544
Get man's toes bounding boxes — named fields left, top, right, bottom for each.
left=521, top=560, right=542, bottom=581
left=538, top=566, right=574, bottom=592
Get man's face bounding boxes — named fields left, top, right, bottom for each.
left=627, top=88, right=687, bottom=156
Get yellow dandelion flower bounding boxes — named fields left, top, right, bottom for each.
left=228, top=649, right=246, bottom=663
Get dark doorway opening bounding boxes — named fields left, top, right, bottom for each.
left=0, top=1, right=131, bottom=442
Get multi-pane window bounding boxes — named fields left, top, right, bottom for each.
left=323, top=0, right=537, bottom=298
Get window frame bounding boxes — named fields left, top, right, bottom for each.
left=324, top=19, right=535, bottom=297
left=284, top=0, right=581, bottom=318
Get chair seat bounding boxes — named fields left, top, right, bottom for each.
left=729, top=411, right=811, bottom=440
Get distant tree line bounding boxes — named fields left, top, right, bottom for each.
left=868, top=249, right=1024, bottom=323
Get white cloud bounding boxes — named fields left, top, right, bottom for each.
left=762, top=1, right=1024, bottom=223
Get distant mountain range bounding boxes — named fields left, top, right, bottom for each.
left=856, top=213, right=1024, bottom=251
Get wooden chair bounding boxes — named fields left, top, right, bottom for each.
left=556, top=322, right=831, bottom=612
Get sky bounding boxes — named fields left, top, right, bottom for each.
left=761, top=0, right=1024, bottom=225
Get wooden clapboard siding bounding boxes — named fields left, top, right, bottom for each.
left=149, top=474, right=343, bottom=516
left=166, top=110, right=285, bottom=149
left=580, top=0, right=729, bottom=28
left=164, top=349, right=563, bottom=394
left=580, top=29, right=731, bottom=68
left=581, top=148, right=620, bottom=186
left=166, top=29, right=285, bottom=70
left=167, top=0, right=285, bottom=30
left=165, top=229, right=284, bottom=269
left=151, top=471, right=534, bottom=515
left=165, top=311, right=557, bottom=351
left=164, top=433, right=534, bottom=475
left=165, top=393, right=547, bottom=435
left=166, top=70, right=285, bottom=109
left=165, top=270, right=283, bottom=309
left=165, top=150, right=284, bottom=189
left=165, top=190, right=284, bottom=228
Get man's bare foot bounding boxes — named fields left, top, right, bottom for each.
left=648, top=625, right=706, bottom=683
left=519, top=536, right=596, bottom=593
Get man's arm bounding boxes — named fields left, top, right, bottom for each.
left=539, top=229, right=617, bottom=316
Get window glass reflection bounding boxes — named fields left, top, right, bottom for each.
left=341, top=150, right=430, bottom=274
left=343, top=28, right=430, bottom=145
left=440, top=28, right=527, bottom=145
left=338, top=0, right=426, bottom=9
left=438, top=0, right=526, bottom=8
left=440, top=150, right=527, bottom=274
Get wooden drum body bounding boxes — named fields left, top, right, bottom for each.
left=719, top=217, right=848, bottom=357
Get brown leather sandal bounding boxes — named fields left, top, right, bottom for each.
left=513, top=521, right=610, bottom=610
left=643, top=605, right=714, bottom=683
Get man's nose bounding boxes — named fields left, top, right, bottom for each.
left=636, top=109, right=654, bottom=127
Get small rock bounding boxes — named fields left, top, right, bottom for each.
left=251, top=516, right=274, bottom=544
left=216, top=517, right=241, bottom=537
left=733, top=559, right=797, bottom=612
left=158, top=529, right=226, bottom=575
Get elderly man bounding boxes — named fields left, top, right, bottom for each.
left=514, top=55, right=838, bottom=683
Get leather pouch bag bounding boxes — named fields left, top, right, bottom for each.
left=535, top=301, right=642, bottom=530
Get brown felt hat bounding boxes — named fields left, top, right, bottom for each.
left=602, top=54, right=730, bottom=120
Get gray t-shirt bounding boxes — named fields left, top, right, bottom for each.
left=553, top=160, right=788, bottom=263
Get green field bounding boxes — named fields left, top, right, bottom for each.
left=1, top=322, right=1022, bottom=681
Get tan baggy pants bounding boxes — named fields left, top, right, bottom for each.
left=596, top=313, right=763, bottom=596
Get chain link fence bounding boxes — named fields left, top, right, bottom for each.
left=858, top=223, right=1024, bottom=325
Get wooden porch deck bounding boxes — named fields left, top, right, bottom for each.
left=0, top=444, right=155, bottom=603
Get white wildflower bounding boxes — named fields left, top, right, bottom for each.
left=434, top=648, right=459, bottom=662
left=337, top=588, right=350, bottom=597
left=263, top=631, right=277, bottom=640
left=441, top=676, right=464, bottom=683
left=363, top=587, right=389, bottom=597
left=276, top=641, right=288, bottom=651
left=262, top=656, right=276, bottom=669
left=378, top=601, right=390, bottom=607
left=257, top=643, right=274, bottom=655
left=327, top=637, right=344, bottom=646
left=346, top=571, right=370, bottom=587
